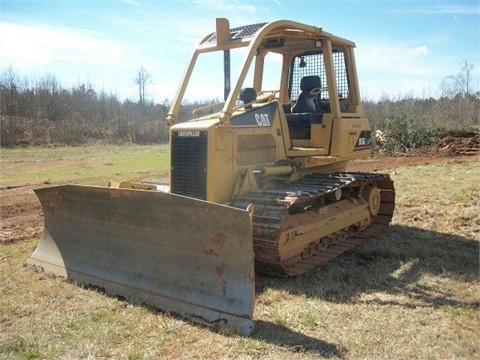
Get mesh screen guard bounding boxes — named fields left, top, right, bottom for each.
left=289, top=51, right=349, bottom=101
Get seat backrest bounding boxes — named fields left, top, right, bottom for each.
left=291, top=76, right=321, bottom=113
left=239, top=88, right=256, bottom=109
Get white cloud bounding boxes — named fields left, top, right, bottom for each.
left=0, top=22, right=126, bottom=69
left=193, top=0, right=257, bottom=14
left=389, top=4, right=480, bottom=15
left=427, top=4, right=480, bottom=15
left=354, top=39, right=452, bottom=99
left=356, top=42, right=432, bottom=76
left=122, top=0, right=142, bottom=6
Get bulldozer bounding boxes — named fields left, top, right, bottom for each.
left=28, top=18, right=395, bottom=335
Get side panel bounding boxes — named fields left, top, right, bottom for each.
left=28, top=185, right=255, bottom=335
left=329, top=117, right=371, bottom=159
left=231, top=102, right=288, bottom=167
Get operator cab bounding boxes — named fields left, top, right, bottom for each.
left=231, top=35, right=361, bottom=151
left=167, top=19, right=369, bottom=163
left=283, top=50, right=354, bottom=147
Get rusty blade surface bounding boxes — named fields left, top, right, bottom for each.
left=28, top=185, right=255, bottom=335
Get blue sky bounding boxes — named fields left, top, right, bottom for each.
left=1, top=0, right=479, bottom=102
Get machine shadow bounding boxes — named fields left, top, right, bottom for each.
left=255, top=224, right=479, bottom=308
left=73, top=284, right=343, bottom=356
left=250, top=320, right=344, bottom=358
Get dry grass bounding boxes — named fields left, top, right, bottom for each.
left=1, top=151, right=479, bottom=359
left=0, top=144, right=170, bottom=187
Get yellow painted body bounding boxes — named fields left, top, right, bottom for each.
left=167, top=19, right=372, bottom=205
left=28, top=19, right=393, bottom=335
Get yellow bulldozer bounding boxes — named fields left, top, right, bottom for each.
left=28, top=19, right=395, bottom=335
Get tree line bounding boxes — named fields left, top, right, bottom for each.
left=1, top=63, right=479, bottom=150
left=0, top=67, right=170, bottom=146
left=364, top=92, right=479, bottom=153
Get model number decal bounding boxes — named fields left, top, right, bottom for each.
left=178, top=131, right=200, bottom=137
left=354, top=131, right=372, bottom=150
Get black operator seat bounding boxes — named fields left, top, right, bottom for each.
left=291, top=75, right=321, bottom=113
left=287, top=76, right=322, bottom=140
left=239, top=87, right=257, bottom=109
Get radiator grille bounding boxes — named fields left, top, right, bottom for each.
left=170, top=131, right=208, bottom=200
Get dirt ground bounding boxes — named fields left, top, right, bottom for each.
left=0, top=184, right=43, bottom=244
left=1, top=139, right=478, bottom=244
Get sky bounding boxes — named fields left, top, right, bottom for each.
left=1, top=0, right=479, bottom=103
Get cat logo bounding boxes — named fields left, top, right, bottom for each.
left=255, top=113, right=270, bottom=127
left=230, top=102, right=276, bottom=127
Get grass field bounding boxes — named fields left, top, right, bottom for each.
left=0, top=144, right=170, bottom=187
left=0, top=145, right=479, bottom=359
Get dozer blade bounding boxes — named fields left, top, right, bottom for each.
left=27, top=185, right=255, bottom=335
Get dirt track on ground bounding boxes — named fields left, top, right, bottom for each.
left=1, top=146, right=478, bottom=244
left=0, top=184, right=43, bottom=243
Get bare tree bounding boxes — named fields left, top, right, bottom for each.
left=1, top=66, right=20, bottom=114
left=0, top=67, right=21, bottom=145
left=441, top=60, right=474, bottom=98
left=134, top=66, right=152, bottom=106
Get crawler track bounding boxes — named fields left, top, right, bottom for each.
left=233, top=172, right=395, bottom=276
